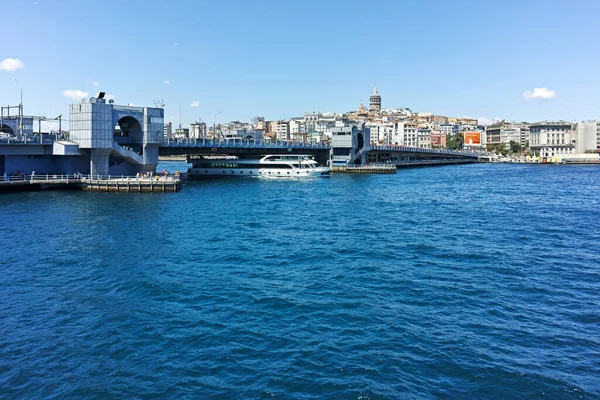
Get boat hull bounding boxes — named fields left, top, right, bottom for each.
left=188, top=167, right=330, bottom=179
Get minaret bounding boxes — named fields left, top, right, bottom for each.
left=369, top=85, right=381, bottom=112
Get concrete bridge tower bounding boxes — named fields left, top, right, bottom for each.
left=69, top=95, right=164, bottom=176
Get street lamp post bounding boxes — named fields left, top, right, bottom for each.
left=172, top=96, right=182, bottom=131
left=213, top=110, right=222, bottom=139
left=14, top=78, right=22, bottom=139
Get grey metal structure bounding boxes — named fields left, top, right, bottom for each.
left=331, top=123, right=371, bottom=165
left=0, top=115, right=34, bottom=138
left=69, top=96, right=164, bottom=175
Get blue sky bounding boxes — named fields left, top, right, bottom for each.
left=1, top=0, right=599, bottom=128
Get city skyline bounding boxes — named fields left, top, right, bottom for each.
left=1, top=0, right=599, bottom=128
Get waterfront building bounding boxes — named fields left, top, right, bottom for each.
left=529, top=120, right=574, bottom=158
left=163, top=122, right=172, bottom=142
left=369, top=85, right=381, bottom=113
left=574, top=121, right=599, bottom=153
left=485, top=121, right=529, bottom=149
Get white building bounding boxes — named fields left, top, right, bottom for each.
left=574, top=121, right=599, bottom=153
left=163, top=122, right=172, bottom=142
left=366, top=121, right=394, bottom=145
left=222, top=129, right=262, bottom=140
left=404, top=123, right=418, bottom=147
left=418, top=128, right=432, bottom=149
left=189, top=121, right=207, bottom=139
left=289, top=118, right=307, bottom=141
left=276, top=121, right=290, bottom=141
left=485, top=121, right=530, bottom=149
left=529, top=121, right=574, bottom=158
left=439, top=123, right=454, bottom=138
left=303, top=112, right=341, bottom=139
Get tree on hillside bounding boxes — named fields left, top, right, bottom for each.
left=446, top=133, right=464, bottom=150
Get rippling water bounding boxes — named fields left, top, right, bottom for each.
left=1, top=163, right=599, bottom=399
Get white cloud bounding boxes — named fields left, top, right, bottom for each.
left=523, top=87, right=556, bottom=100
left=163, top=80, right=170, bottom=84
left=92, top=81, right=99, bottom=86
left=0, top=58, right=24, bottom=72
left=478, top=117, right=502, bottom=125
left=62, top=89, right=89, bottom=101
left=190, top=100, right=200, bottom=107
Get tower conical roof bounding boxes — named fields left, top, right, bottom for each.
left=371, top=85, right=379, bottom=96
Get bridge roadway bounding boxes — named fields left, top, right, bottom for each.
left=159, top=138, right=479, bottom=166
left=159, top=138, right=331, bottom=164
left=0, top=137, right=480, bottom=169
left=362, top=144, right=478, bottom=166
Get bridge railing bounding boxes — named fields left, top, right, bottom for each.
left=369, top=144, right=479, bottom=157
left=2, top=173, right=80, bottom=182
left=0, top=135, right=60, bottom=145
left=163, top=137, right=330, bottom=149
left=1, top=173, right=181, bottom=183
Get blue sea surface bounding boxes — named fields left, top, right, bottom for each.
left=1, top=163, right=599, bottom=399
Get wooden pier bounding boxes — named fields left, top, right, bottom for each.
left=81, top=177, right=180, bottom=192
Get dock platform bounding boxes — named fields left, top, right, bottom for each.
left=0, top=174, right=180, bottom=193
left=81, top=176, right=180, bottom=192
left=332, top=164, right=397, bottom=174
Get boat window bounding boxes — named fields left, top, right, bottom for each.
left=259, top=164, right=293, bottom=169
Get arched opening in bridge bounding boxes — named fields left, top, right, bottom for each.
left=1, top=124, right=14, bottom=136
left=113, top=116, right=143, bottom=155
left=114, top=116, right=142, bottom=139
left=357, top=132, right=364, bottom=151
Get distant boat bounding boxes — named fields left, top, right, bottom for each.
left=188, top=154, right=330, bottom=179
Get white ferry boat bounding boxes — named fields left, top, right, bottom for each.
left=188, top=155, right=330, bottom=178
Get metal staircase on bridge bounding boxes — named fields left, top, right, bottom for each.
left=353, top=146, right=370, bottom=163
left=112, top=142, right=143, bottom=165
